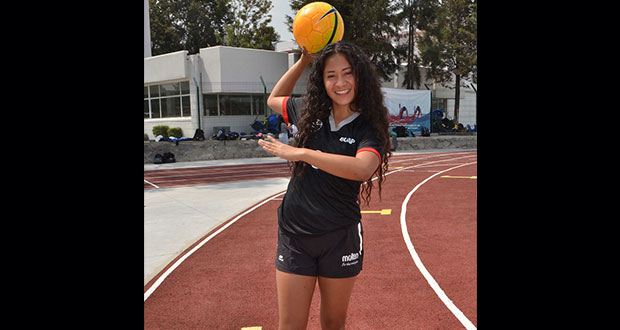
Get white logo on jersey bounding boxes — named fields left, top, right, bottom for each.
left=339, top=137, right=356, bottom=144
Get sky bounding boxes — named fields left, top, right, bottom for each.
left=270, top=0, right=295, bottom=42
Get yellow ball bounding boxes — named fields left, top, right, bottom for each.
left=293, top=2, right=345, bottom=54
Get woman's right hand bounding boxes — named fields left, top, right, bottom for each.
left=267, top=47, right=317, bottom=115
left=300, top=47, right=317, bottom=65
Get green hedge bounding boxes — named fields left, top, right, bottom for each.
left=152, top=125, right=169, bottom=138
left=152, top=125, right=184, bottom=139
left=168, top=127, right=183, bottom=138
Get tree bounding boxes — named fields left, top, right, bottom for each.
left=219, top=0, right=280, bottom=50
left=149, top=0, right=231, bottom=55
left=419, top=0, right=476, bottom=124
left=286, top=0, right=401, bottom=81
left=149, top=0, right=183, bottom=55
left=394, top=0, right=440, bottom=89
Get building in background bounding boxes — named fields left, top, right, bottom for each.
left=144, top=0, right=151, bottom=58
left=144, top=43, right=476, bottom=139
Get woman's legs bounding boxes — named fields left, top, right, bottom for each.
left=275, top=222, right=362, bottom=329
left=318, top=275, right=358, bottom=330
left=276, top=271, right=358, bottom=330
left=276, top=269, right=317, bottom=330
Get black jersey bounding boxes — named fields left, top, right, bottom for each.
left=277, top=96, right=383, bottom=236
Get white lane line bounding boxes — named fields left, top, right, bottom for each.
left=144, top=179, right=159, bottom=189
left=144, top=151, right=478, bottom=302
left=384, top=154, right=476, bottom=177
left=388, top=151, right=476, bottom=165
left=400, top=161, right=477, bottom=330
left=144, top=190, right=286, bottom=302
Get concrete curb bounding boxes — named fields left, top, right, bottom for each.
left=144, top=135, right=477, bottom=164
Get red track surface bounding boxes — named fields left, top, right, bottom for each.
left=144, top=162, right=291, bottom=189
left=144, top=151, right=477, bottom=329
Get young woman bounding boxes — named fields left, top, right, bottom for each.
left=258, top=41, right=392, bottom=330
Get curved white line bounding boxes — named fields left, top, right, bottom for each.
left=400, top=161, right=477, bottom=330
left=144, top=151, right=478, bottom=303
left=144, top=179, right=159, bottom=189
left=144, top=190, right=287, bottom=302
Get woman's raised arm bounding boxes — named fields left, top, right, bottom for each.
left=267, top=48, right=316, bottom=115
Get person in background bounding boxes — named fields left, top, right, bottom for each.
left=279, top=118, right=289, bottom=144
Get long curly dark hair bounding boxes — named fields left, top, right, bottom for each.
left=292, top=41, right=392, bottom=206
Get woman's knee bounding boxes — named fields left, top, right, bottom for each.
left=321, top=315, right=346, bottom=330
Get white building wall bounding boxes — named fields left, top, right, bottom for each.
left=144, top=51, right=193, bottom=139
left=218, top=46, right=289, bottom=92
left=288, top=52, right=310, bottom=95
left=199, top=47, right=222, bottom=93
left=144, top=118, right=193, bottom=140
left=144, top=46, right=476, bottom=139
left=197, top=46, right=292, bottom=135
left=144, top=50, right=190, bottom=84
left=202, top=116, right=258, bottom=135
left=445, top=90, right=476, bottom=127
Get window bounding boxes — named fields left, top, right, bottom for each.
left=149, top=85, right=159, bottom=98
left=161, top=97, right=181, bottom=117
left=160, top=82, right=179, bottom=96
left=229, top=95, right=252, bottom=115
left=150, top=99, right=161, bottom=118
left=182, top=96, right=190, bottom=117
left=253, top=95, right=265, bottom=115
left=144, top=99, right=149, bottom=118
left=203, top=94, right=267, bottom=116
left=144, top=81, right=191, bottom=119
left=181, top=81, right=189, bottom=94
left=219, top=95, right=231, bottom=115
left=204, top=95, right=218, bottom=116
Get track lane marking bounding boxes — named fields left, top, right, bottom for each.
left=144, top=179, right=159, bottom=189
left=144, top=190, right=286, bottom=302
left=441, top=175, right=477, bottom=179
left=399, top=161, right=477, bottom=330
left=144, top=150, right=478, bottom=305
left=360, top=209, right=392, bottom=215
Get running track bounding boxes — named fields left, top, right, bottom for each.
left=144, top=150, right=477, bottom=329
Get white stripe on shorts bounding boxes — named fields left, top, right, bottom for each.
left=358, top=222, right=363, bottom=255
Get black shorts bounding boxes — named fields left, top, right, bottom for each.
left=275, top=222, right=363, bottom=278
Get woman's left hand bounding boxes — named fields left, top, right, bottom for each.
left=258, top=135, right=305, bottom=161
